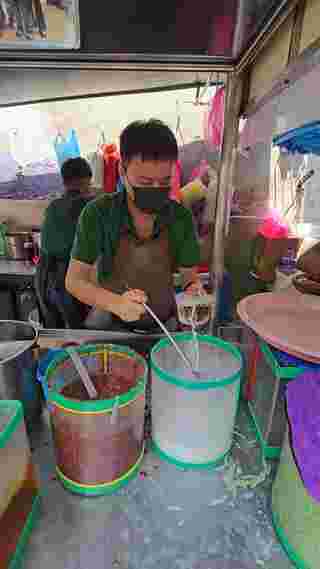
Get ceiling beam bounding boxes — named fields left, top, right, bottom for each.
left=242, top=35, right=320, bottom=118
left=236, top=0, right=301, bottom=73
left=287, top=0, right=307, bottom=64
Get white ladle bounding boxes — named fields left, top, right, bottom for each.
left=67, top=348, right=98, bottom=399
left=142, top=303, right=200, bottom=378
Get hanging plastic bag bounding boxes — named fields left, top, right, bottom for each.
left=54, top=129, right=81, bottom=168
left=103, top=144, right=120, bottom=193
left=251, top=213, right=289, bottom=283
left=87, top=132, right=105, bottom=190
left=190, top=159, right=209, bottom=182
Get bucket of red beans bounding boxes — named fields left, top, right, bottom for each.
left=43, top=344, right=147, bottom=496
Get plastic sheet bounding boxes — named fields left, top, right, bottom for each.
left=286, top=371, right=320, bottom=503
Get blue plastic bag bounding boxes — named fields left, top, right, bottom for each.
left=54, top=129, right=81, bottom=167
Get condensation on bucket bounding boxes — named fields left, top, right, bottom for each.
left=151, top=339, right=242, bottom=465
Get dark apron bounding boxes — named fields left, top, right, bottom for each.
left=85, top=226, right=177, bottom=331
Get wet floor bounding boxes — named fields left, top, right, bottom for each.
left=23, top=405, right=292, bottom=569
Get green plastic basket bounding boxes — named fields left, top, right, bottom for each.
left=247, top=339, right=302, bottom=459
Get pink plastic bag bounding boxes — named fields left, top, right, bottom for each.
left=258, top=213, right=289, bottom=239
left=190, top=160, right=209, bottom=182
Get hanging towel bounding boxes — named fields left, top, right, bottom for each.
left=205, top=87, right=225, bottom=151
left=286, top=370, right=320, bottom=503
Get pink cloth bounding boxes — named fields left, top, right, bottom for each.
left=205, top=87, right=225, bottom=150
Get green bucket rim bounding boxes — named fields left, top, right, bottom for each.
left=152, top=439, right=229, bottom=470
left=150, top=333, right=242, bottom=390
left=45, top=344, right=147, bottom=413
left=0, top=400, right=23, bottom=450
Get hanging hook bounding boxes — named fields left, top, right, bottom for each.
left=100, top=128, right=106, bottom=145
left=175, top=100, right=185, bottom=147
left=194, top=83, right=201, bottom=106
left=198, top=72, right=213, bottom=104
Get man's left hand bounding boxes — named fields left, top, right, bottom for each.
left=184, top=280, right=205, bottom=296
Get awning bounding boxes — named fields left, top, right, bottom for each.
left=273, top=121, right=320, bottom=156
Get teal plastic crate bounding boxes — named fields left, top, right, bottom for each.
left=8, top=494, right=41, bottom=569
left=0, top=401, right=41, bottom=568
left=247, top=339, right=302, bottom=459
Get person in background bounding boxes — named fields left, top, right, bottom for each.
left=10, top=0, right=47, bottom=40
left=66, top=119, right=203, bottom=332
left=0, top=0, right=9, bottom=34
left=36, top=157, right=94, bottom=328
left=180, top=167, right=216, bottom=266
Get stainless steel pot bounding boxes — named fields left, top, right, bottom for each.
left=32, top=230, right=41, bottom=255
left=0, top=320, right=42, bottom=429
left=6, top=232, right=34, bottom=260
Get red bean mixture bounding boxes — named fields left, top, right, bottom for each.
left=61, top=372, right=138, bottom=401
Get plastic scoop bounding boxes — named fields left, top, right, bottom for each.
left=142, top=302, right=200, bottom=378
left=67, top=348, right=98, bottom=399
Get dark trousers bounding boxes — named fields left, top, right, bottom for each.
left=12, top=0, right=46, bottom=37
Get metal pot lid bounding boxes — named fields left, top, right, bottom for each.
left=0, top=320, right=38, bottom=364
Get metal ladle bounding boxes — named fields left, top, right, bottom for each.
left=67, top=348, right=98, bottom=399
left=142, top=303, right=200, bottom=378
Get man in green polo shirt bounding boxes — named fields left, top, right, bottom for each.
left=66, top=119, right=202, bottom=331
left=37, top=157, right=93, bottom=327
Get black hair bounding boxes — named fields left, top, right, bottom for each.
left=120, top=119, right=178, bottom=163
left=61, top=157, right=92, bottom=183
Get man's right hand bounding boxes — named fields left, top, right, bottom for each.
left=116, top=289, right=147, bottom=322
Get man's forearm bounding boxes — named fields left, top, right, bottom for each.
left=66, top=274, right=121, bottom=316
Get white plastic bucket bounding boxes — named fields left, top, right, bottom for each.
left=151, top=333, right=242, bottom=468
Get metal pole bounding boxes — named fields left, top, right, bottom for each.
left=209, top=72, right=244, bottom=334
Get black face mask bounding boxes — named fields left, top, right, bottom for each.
left=132, top=186, right=171, bottom=214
